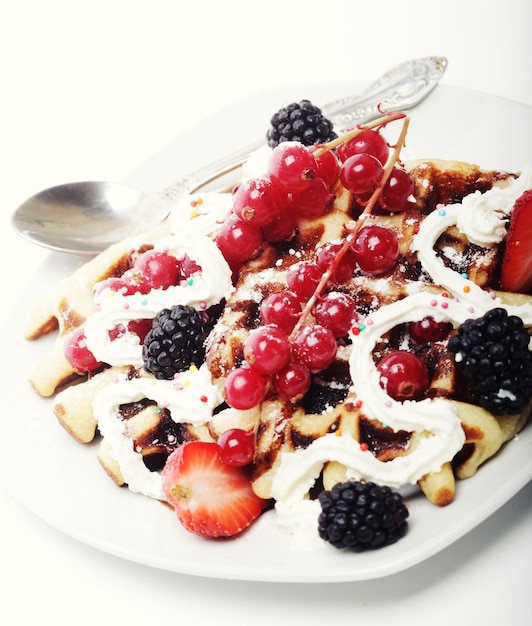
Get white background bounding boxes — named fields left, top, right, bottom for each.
left=1, top=1, right=531, bottom=624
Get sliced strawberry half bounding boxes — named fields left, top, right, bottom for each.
left=500, top=188, right=532, bottom=295
left=162, top=441, right=266, bottom=538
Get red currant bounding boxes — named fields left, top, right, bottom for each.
left=128, top=318, right=153, bottom=343
left=316, top=241, right=357, bottom=283
left=310, top=146, right=340, bottom=187
left=224, top=366, right=266, bottom=410
left=380, top=168, right=416, bottom=213
left=243, top=324, right=291, bottom=376
left=260, top=290, right=301, bottom=334
left=377, top=351, right=430, bottom=401
left=287, top=177, right=331, bottom=219
left=286, top=260, right=322, bottom=301
left=314, top=291, right=356, bottom=337
left=134, top=250, right=181, bottom=290
left=233, top=177, right=283, bottom=227
left=268, top=142, right=316, bottom=192
left=408, top=317, right=453, bottom=344
left=217, top=428, right=255, bottom=467
left=337, top=129, right=389, bottom=165
left=261, top=212, right=297, bottom=242
left=273, top=361, right=311, bottom=401
left=291, top=324, right=337, bottom=371
left=64, top=327, right=103, bottom=373
left=216, top=212, right=263, bottom=264
left=351, top=224, right=399, bottom=275
left=340, top=153, right=384, bottom=196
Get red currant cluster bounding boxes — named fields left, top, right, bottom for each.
left=216, top=141, right=340, bottom=272
left=219, top=117, right=418, bottom=411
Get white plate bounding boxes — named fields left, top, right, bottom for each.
left=2, top=84, right=531, bottom=583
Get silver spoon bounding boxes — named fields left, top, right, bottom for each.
left=12, top=56, right=447, bottom=255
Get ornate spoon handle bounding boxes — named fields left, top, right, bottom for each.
left=159, top=56, right=447, bottom=203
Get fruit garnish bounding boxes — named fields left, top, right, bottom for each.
left=448, top=307, right=532, bottom=415
left=162, top=441, right=265, bottom=538
left=377, top=350, right=430, bottom=401
left=142, top=305, right=207, bottom=379
left=266, top=99, right=337, bottom=148
left=318, top=480, right=409, bottom=551
left=500, top=189, right=532, bottom=294
left=64, top=327, right=104, bottom=373
left=217, top=428, right=256, bottom=467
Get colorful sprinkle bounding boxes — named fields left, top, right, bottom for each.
left=187, top=278, right=194, bottom=286
left=200, top=395, right=208, bottom=403
left=438, top=208, right=447, bottom=216
left=123, top=302, right=130, bottom=310
left=355, top=399, right=363, bottom=409
left=441, top=301, right=449, bottom=309
left=359, top=443, right=369, bottom=452
left=430, top=299, right=438, bottom=307
left=463, top=285, right=470, bottom=293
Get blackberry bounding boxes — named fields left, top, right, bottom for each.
left=318, top=481, right=409, bottom=552
left=448, top=307, right=532, bottom=415
left=266, top=99, right=337, bottom=148
left=142, top=305, right=207, bottom=380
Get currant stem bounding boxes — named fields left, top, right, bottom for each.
left=289, top=113, right=410, bottom=339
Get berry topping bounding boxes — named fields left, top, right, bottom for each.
left=216, top=212, right=264, bottom=266
left=233, top=177, right=283, bottom=227
left=336, top=129, right=389, bottom=166
left=266, top=99, right=337, bottom=148
left=142, top=305, right=207, bottom=380
left=377, top=350, right=430, bottom=401
left=291, top=324, right=338, bottom=371
left=286, top=261, right=322, bottom=301
left=500, top=189, right=532, bottom=295
left=447, top=307, right=532, bottom=415
left=260, top=290, right=302, bottom=334
left=379, top=167, right=416, bottom=213
left=64, top=327, right=104, bottom=373
left=351, top=224, right=400, bottom=275
left=134, top=250, right=181, bottom=290
left=224, top=366, right=267, bottom=410
left=318, top=481, right=409, bottom=551
left=340, top=153, right=384, bottom=196
left=217, top=428, right=255, bottom=467
left=273, top=361, right=311, bottom=401
left=162, top=441, right=265, bottom=538
left=243, top=324, right=291, bottom=376
left=408, top=316, right=453, bottom=344
left=314, top=291, right=356, bottom=337
left=268, top=142, right=317, bottom=193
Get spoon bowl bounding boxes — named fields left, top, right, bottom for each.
left=12, top=181, right=166, bottom=255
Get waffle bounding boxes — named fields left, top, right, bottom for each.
left=25, top=155, right=532, bottom=516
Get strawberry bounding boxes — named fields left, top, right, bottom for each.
left=500, top=189, right=532, bottom=295
left=162, top=441, right=266, bottom=538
